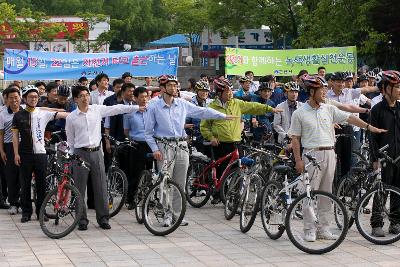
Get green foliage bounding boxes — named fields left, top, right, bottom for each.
left=2, top=0, right=400, bottom=68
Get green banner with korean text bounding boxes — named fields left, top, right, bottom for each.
left=225, top=46, right=357, bottom=76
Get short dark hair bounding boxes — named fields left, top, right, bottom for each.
left=133, top=86, right=148, bottom=97
left=113, top=78, right=124, bottom=87
left=188, top=78, right=196, bottom=89
left=95, top=73, right=109, bottom=83
left=200, top=73, right=208, bottom=78
left=121, top=83, right=135, bottom=92
left=245, top=71, right=254, bottom=76
left=298, top=69, right=308, bottom=77
left=78, top=77, right=88, bottom=83
left=72, top=85, right=90, bottom=99
left=121, top=72, right=132, bottom=79
left=46, top=82, right=58, bottom=93
left=35, top=81, right=46, bottom=88
left=318, top=66, right=326, bottom=72
left=259, top=75, right=275, bottom=83
left=4, top=87, right=20, bottom=97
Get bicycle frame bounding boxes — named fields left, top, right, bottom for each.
left=277, top=153, right=322, bottom=206
left=193, top=148, right=240, bottom=191
left=54, top=162, right=73, bottom=210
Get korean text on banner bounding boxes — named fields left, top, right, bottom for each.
left=3, top=47, right=179, bottom=80
left=225, top=46, right=357, bottom=76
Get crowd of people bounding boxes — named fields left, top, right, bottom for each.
left=0, top=67, right=398, bottom=239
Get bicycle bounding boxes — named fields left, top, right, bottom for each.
left=352, top=144, right=400, bottom=245
left=104, top=135, right=133, bottom=218
left=31, top=130, right=66, bottom=204
left=236, top=145, right=286, bottom=232
left=260, top=150, right=349, bottom=254
left=39, top=142, right=88, bottom=239
left=185, top=143, right=240, bottom=208
left=142, top=137, right=187, bottom=236
left=334, top=159, right=375, bottom=229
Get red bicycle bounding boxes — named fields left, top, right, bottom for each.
left=39, top=142, right=88, bottom=239
left=186, top=145, right=241, bottom=208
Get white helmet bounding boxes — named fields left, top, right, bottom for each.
left=21, top=85, right=39, bottom=97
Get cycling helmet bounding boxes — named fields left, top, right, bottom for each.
left=157, top=75, right=168, bottom=84
left=165, top=75, right=178, bottom=83
left=213, top=78, right=233, bottom=93
left=381, top=70, right=400, bottom=84
left=358, top=74, right=368, bottom=82
left=21, top=85, right=39, bottom=97
left=301, top=75, right=328, bottom=90
left=194, top=80, right=210, bottom=91
left=284, top=82, right=300, bottom=92
left=238, top=76, right=251, bottom=83
left=367, top=71, right=377, bottom=79
left=344, top=71, right=353, bottom=80
left=331, top=72, right=346, bottom=81
left=57, top=85, right=70, bottom=97
left=258, top=82, right=274, bottom=91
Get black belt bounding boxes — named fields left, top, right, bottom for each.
left=156, top=137, right=186, bottom=142
left=79, top=146, right=100, bottom=152
left=314, top=146, right=335, bottom=151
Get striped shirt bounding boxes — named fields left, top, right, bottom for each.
left=0, top=108, right=19, bottom=143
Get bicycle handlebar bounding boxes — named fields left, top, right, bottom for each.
left=103, top=134, right=136, bottom=148
left=154, top=137, right=189, bottom=153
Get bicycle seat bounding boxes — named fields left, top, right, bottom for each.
left=272, top=165, right=292, bottom=174
left=350, top=167, right=366, bottom=174
left=241, top=157, right=255, bottom=167
left=46, top=148, right=56, bottom=155
left=263, top=143, right=276, bottom=151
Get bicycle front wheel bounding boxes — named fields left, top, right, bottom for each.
left=355, top=185, right=400, bottom=245
left=260, top=180, right=286, bottom=239
left=240, top=173, right=263, bottom=233
left=135, top=170, right=152, bottom=224
left=142, top=180, right=186, bottom=236
left=39, top=184, right=83, bottom=239
left=224, top=171, right=242, bottom=220
left=186, top=159, right=211, bottom=208
left=285, top=190, right=348, bottom=254
left=107, top=166, right=128, bottom=218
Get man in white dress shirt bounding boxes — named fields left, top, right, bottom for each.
left=66, top=85, right=144, bottom=231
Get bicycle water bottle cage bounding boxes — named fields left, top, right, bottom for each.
left=241, top=157, right=255, bottom=167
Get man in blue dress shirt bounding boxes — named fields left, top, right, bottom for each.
left=144, top=76, right=236, bottom=226
left=123, top=86, right=151, bottom=209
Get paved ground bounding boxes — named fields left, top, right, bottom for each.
left=1, top=203, right=400, bottom=267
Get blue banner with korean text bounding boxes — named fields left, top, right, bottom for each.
left=3, top=48, right=179, bottom=80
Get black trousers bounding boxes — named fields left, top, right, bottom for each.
left=371, top=163, right=400, bottom=228
left=335, top=125, right=353, bottom=179
left=19, top=153, right=47, bottom=217
left=212, top=142, right=242, bottom=190
left=4, top=143, right=20, bottom=206
left=127, top=141, right=152, bottom=203
left=0, top=154, right=7, bottom=202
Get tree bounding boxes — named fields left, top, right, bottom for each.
left=0, top=4, right=67, bottom=50
left=67, top=12, right=113, bottom=53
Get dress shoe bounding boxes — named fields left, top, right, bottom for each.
left=21, top=216, right=31, bottom=223
left=99, top=222, right=111, bottom=230
left=78, top=224, right=88, bottom=231
left=0, top=201, right=10, bottom=209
